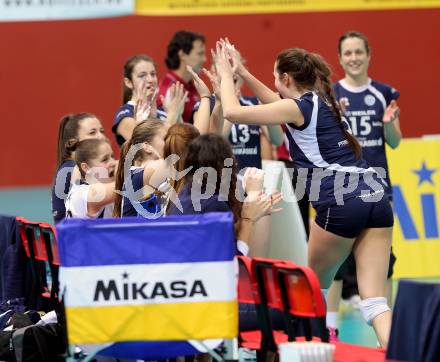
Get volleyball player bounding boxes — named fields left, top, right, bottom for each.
left=326, top=31, right=401, bottom=339
left=214, top=39, right=394, bottom=347
left=65, top=138, right=116, bottom=219
left=112, top=54, right=186, bottom=147
left=191, top=55, right=283, bottom=257
left=51, top=113, right=106, bottom=223
left=113, top=120, right=170, bottom=217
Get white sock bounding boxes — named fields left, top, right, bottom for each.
left=326, top=311, right=338, bottom=329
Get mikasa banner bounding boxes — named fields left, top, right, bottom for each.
left=57, top=214, right=237, bottom=359
left=0, top=0, right=133, bottom=22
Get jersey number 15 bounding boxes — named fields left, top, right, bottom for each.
left=342, top=116, right=372, bottom=137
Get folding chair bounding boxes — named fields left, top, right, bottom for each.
left=250, top=257, right=292, bottom=359
left=15, top=217, right=51, bottom=310
left=238, top=256, right=285, bottom=362
left=39, top=222, right=60, bottom=308
left=237, top=256, right=261, bottom=352
left=274, top=262, right=328, bottom=342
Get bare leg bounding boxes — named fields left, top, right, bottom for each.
left=385, top=278, right=393, bottom=307
left=327, top=280, right=343, bottom=312
left=308, top=221, right=355, bottom=289
left=353, top=227, right=392, bottom=348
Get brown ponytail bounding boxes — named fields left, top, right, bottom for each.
left=112, top=119, right=166, bottom=217
left=113, top=139, right=133, bottom=217
left=56, top=112, right=97, bottom=168
left=164, top=123, right=200, bottom=196
left=308, top=53, right=362, bottom=158
left=276, top=48, right=361, bottom=158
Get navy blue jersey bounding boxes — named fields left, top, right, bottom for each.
left=334, top=79, right=400, bottom=199
left=168, top=183, right=246, bottom=255
left=121, top=167, right=161, bottom=217
left=51, top=159, right=75, bottom=224
left=112, top=102, right=167, bottom=147
left=285, top=91, right=380, bottom=207
left=193, top=95, right=262, bottom=171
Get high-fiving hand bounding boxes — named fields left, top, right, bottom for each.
left=161, top=82, right=188, bottom=121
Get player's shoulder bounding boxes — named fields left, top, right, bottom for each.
left=115, top=103, right=134, bottom=119
left=333, top=80, right=343, bottom=92
left=369, top=79, right=400, bottom=101
left=370, top=79, right=396, bottom=94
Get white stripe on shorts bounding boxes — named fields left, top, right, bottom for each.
left=324, top=207, right=331, bottom=230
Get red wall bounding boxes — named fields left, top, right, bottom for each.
left=0, top=9, right=439, bottom=187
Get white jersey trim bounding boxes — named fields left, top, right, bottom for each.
left=367, top=84, right=387, bottom=112
left=338, top=78, right=372, bottom=93
left=287, top=92, right=376, bottom=175
left=239, top=96, right=256, bottom=106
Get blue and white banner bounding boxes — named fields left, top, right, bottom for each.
left=57, top=212, right=238, bottom=360
left=0, top=0, right=134, bottom=22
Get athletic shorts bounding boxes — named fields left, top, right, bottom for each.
left=314, top=193, right=394, bottom=239
left=334, top=248, right=397, bottom=280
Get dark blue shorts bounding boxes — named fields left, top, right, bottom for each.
left=314, top=194, right=394, bottom=239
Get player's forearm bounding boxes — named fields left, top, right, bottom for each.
left=166, top=110, right=180, bottom=125
left=220, top=74, right=242, bottom=119
left=237, top=218, right=254, bottom=247
left=240, top=68, right=280, bottom=104
left=209, top=99, right=225, bottom=135
left=384, top=118, right=402, bottom=149
left=267, top=125, right=284, bottom=146
left=193, top=98, right=211, bottom=134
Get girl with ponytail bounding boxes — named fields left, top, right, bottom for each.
left=113, top=121, right=202, bottom=218
left=214, top=39, right=394, bottom=347
left=113, top=120, right=170, bottom=218
left=51, top=113, right=105, bottom=223
left=112, top=55, right=188, bottom=147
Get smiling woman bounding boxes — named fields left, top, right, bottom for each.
left=112, top=55, right=169, bottom=147
left=327, top=31, right=403, bottom=341
left=51, top=113, right=106, bottom=224
left=65, top=138, right=117, bottom=219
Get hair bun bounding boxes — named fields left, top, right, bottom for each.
left=66, top=138, right=79, bottom=152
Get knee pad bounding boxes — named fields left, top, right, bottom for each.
left=359, top=297, right=390, bottom=326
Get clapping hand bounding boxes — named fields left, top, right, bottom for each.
left=383, top=100, right=400, bottom=123
left=242, top=167, right=265, bottom=198
left=241, top=191, right=283, bottom=222
left=134, top=79, right=157, bottom=123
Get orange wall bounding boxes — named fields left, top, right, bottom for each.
left=0, top=9, right=439, bottom=186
